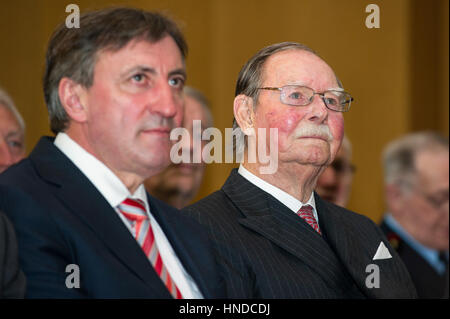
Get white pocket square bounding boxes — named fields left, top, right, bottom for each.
left=373, top=241, right=392, bottom=260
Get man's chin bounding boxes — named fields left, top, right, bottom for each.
left=286, top=143, right=331, bottom=166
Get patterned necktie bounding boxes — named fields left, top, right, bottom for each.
left=118, top=198, right=183, bottom=299
left=297, top=204, right=321, bottom=235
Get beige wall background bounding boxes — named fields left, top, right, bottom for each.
left=0, top=0, right=448, bottom=223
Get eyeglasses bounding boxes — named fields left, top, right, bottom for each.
left=402, top=180, right=449, bottom=211
left=417, top=189, right=449, bottom=211
left=331, top=158, right=356, bottom=174
left=257, top=85, right=353, bottom=112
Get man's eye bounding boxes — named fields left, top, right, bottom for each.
left=131, top=74, right=145, bottom=82
left=7, top=140, right=23, bottom=149
left=169, top=77, right=185, bottom=88
left=289, top=92, right=304, bottom=99
left=324, top=97, right=338, bottom=106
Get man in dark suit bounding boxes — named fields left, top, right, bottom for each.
left=0, top=211, right=25, bottom=298
left=184, top=42, right=416, bottom=298
left=380, top=131, right=449, bottom=298
left=0, top=7, right=223, bottom=298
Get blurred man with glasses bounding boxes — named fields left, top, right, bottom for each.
left=380, top=131, right=449, bottom=298
left=184, top=42, right=416, bottom=298
left=316, top=135, right=355, bottom=207
left=145, top=86, right=213, bottom=209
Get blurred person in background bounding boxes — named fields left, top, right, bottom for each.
left=145, top=86, right=213, bottom=208
left=0, top=87, right=26, bottom=174
left=315, top=135, right=354, bottom=207
left=380, top=131, right=449, bottom=298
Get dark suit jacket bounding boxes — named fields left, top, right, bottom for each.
left=0, top=137, right=224, bottom=298
left=184, top=169, right=417, bottom=299
left=0, top=211, right=26, bottom=298
left=380, top=219, right=449, bottom=298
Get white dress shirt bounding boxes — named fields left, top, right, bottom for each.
left=238, top=164, right=319, bottom=224
left=54, top=133, right=203, bottom=299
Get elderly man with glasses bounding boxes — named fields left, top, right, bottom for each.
left=184, top=42, right=416, bottom=298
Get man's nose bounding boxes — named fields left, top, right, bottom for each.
left=306, top=94, right=328, bottom=123
left=150, top=83, right=181, bottom=119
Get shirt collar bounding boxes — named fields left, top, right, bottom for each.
left=384, top=213, right=447, bottom=274
left=54, top=132, right=148, bottom=209
left=238, top=164, right=318, bottom=221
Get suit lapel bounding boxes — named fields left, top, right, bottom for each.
left=315, top=194, right=379, bottom=298
left=223, top=169, right=356, bottom=292
left=30, top=137, right=171, bottom=297
left=147, top=196, right=212, bottom=298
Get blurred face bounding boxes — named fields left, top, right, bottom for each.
left=253, top=50, right=344, bottom=169
left=145, top=95, right=209, bottom=208
left=0, top=105, right=25, bottom=173
left=315, top=145, right=353, bottom=207
left=80, top=37, right=185, bottom=181
left=401, top=150, right=449, bottom=250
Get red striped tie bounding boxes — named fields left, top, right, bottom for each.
left=297, top=205, right=321, bottom=235
left=118, top=198, right=183, bottom=299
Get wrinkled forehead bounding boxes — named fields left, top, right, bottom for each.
left=261, top=49, right=340, bottom=90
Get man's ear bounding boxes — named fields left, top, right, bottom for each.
left=58, top=77, right=88, bottom=123
left=233, top=94, right=255, bottom=135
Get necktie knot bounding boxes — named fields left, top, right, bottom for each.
left=297, top=205, right=321, bottom=235
left=118, top=198, right=148, bottom=222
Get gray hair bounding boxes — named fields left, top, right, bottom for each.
left=232, top=41, right=343, bottom=155
left=0, top=87, right=25, bottom=132
left=183, top=86, right=213, bottom=127
left=43, top=7, right=188, bottom=134
left=382, top=131, right=449, bottom=186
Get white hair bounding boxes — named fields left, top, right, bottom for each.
left=0, top=86, right=25, bottom=132
left=382, top=131, right=449, bottom=186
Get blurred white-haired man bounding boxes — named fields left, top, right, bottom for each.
left=0, top=87, right=26, bottom=174
left=380, top=131, right=449, bottom=298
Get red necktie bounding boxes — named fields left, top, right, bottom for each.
left=118, top=198, right=183, bottom=299
left=297, top=205, right=321, bottom=235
